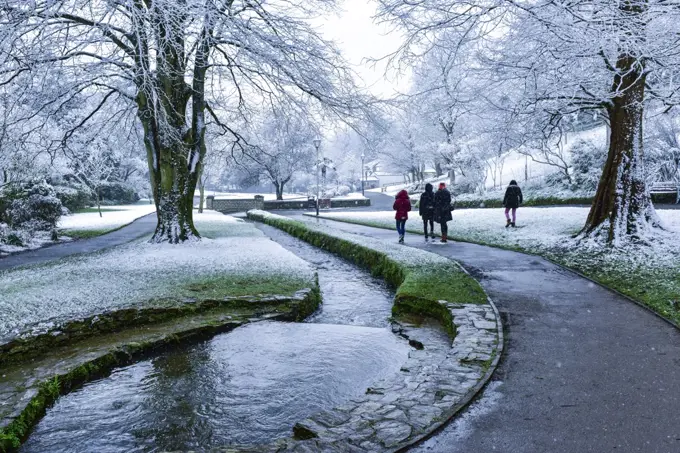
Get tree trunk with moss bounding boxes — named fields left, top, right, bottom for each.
left=581, top=30, right=658, bottom=244
left=135, top=8, right=210, bottom=243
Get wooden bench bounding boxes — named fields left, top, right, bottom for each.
left=650, top=182, right=680, bottom=204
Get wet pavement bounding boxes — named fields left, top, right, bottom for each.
left=298, top=217, right=680, bottom=453
left=0, top=214, right=156, bottom=271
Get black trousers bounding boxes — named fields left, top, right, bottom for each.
left=423, top=218, right=434, bottom=235
left=440, top=221, right=448, bottom=236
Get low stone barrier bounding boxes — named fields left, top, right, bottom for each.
left=330, top=198, right=371, bottom=208
left=207, top=195, right=265, bottom=213
left=0, top=288, right=320, bottom=451
left=208, top=196, right=370, bottom=213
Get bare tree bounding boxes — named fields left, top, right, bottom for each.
left=238, top=109, right=316, bottom=200
left=1, top=0, right=364, bottom=242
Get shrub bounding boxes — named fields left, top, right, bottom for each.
left=54, top=185, right=92, bottom=212
left=0, top=184, right=24, bottom=224
left=98, top=182, right=139, bottom=205
left=6, top=181, right=63, bottom=231
left=571, top=140, right=606, bottom=191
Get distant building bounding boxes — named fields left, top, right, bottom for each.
left=362, top=160, right=406, bottom=189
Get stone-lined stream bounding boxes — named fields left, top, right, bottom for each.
left=21, top=225, right=411, bottom=452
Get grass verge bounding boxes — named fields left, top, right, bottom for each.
left=247, top=210, right=487, bottom=338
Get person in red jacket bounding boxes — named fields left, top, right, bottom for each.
left=393, top=189, right=412, bottom=243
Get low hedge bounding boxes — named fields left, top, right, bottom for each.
left=247, top=210, right=487, bottom=338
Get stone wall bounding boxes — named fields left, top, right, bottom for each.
left=208, top=196, right=370, bottom=213
left=330, top=198, right=371, bottom=208
left=207, top=195, right=265, bottom=213
left=264, top=199, right=313, bottom=210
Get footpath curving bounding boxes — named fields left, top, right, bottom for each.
left=0, top=214, right=156, bottom=271
left=300, top=216, right=680, bottom=453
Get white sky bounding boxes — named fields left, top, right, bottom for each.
left=319, top=0, right=410, bottom=98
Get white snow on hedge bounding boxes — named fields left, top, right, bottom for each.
left=58, top=204, right=157, bottom=232
left=249, top=210, right=452, bottom=269
left=0, top=211, right=314, bottom=343
left=314, top=207, right=680, bottom=269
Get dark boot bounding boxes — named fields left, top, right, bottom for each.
left=511, top=222, right=516, bottom=228
left=506, top=219, right=511, bottom=228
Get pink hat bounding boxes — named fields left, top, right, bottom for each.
left=438, top=182, right=446, bottom=189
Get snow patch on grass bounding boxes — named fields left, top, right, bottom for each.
left=0, top=212, right=314, bottom=343
left=58, top=204, right=157, bottom=232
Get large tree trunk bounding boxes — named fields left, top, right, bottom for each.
left=581, top=50, right=659, bottom=244
left=133, top=7, right=209, bottom=243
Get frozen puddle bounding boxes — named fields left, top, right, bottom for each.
left=22, top=227, right=412, bottom=451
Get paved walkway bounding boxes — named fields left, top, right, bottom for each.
left=297, top=216, right=680, bottom=453
left=0, top=214, right=156, bottom=271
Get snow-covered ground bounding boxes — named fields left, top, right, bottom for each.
left=0, top=211, right=314, bottom=343
left=58, top=204, right=157, bottom=232
left=330, top=192, right=368, bottom=200
left=315, top=208, right=680, bottom=269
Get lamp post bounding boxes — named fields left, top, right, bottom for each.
left=360, top=152, right=365, bottom=196
left=313, top=138, right=321, bottom=216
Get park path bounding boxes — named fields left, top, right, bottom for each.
left=295, top=215, right=680, bottom=453
left=0, top=213, right=156, bottom=271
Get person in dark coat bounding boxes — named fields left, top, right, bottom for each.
left=393, top=189, right=412, bottom=243
left=503, top=180, right=523, bottom=228
left=433, top=182, right=453, bottom=243
left=418, top=183, right=436, bottom=241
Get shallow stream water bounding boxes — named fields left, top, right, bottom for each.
left=22, top=225, right=409, bottom=452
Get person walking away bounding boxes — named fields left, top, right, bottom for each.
left=434, top=182, right=453, bottom=243
left=503, top=180, right=523, bottom=227
left=418, top=183, right=436, bottom=241
left=393, top=189, right=411, bottom=243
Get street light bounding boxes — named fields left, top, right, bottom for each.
left=360, top=152, right=365, bottom=196
left=313, top=138, right=321, bottom=216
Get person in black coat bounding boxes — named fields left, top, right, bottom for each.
left=418, top=183, right=436, bottom=241
left=434, top=182, right=453, bottom=243
left=503, top=180, right=523, bottom=228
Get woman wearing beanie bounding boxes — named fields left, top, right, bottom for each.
left=434, top=182, right=453, bottom=243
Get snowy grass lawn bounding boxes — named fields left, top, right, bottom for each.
left=330, top=192, right=368, bottom=200
left=0, top=211, right=314, bottom=343
left=58, top=203, right=157, bottom=237
left=315, top=208, right=680, bottom=324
